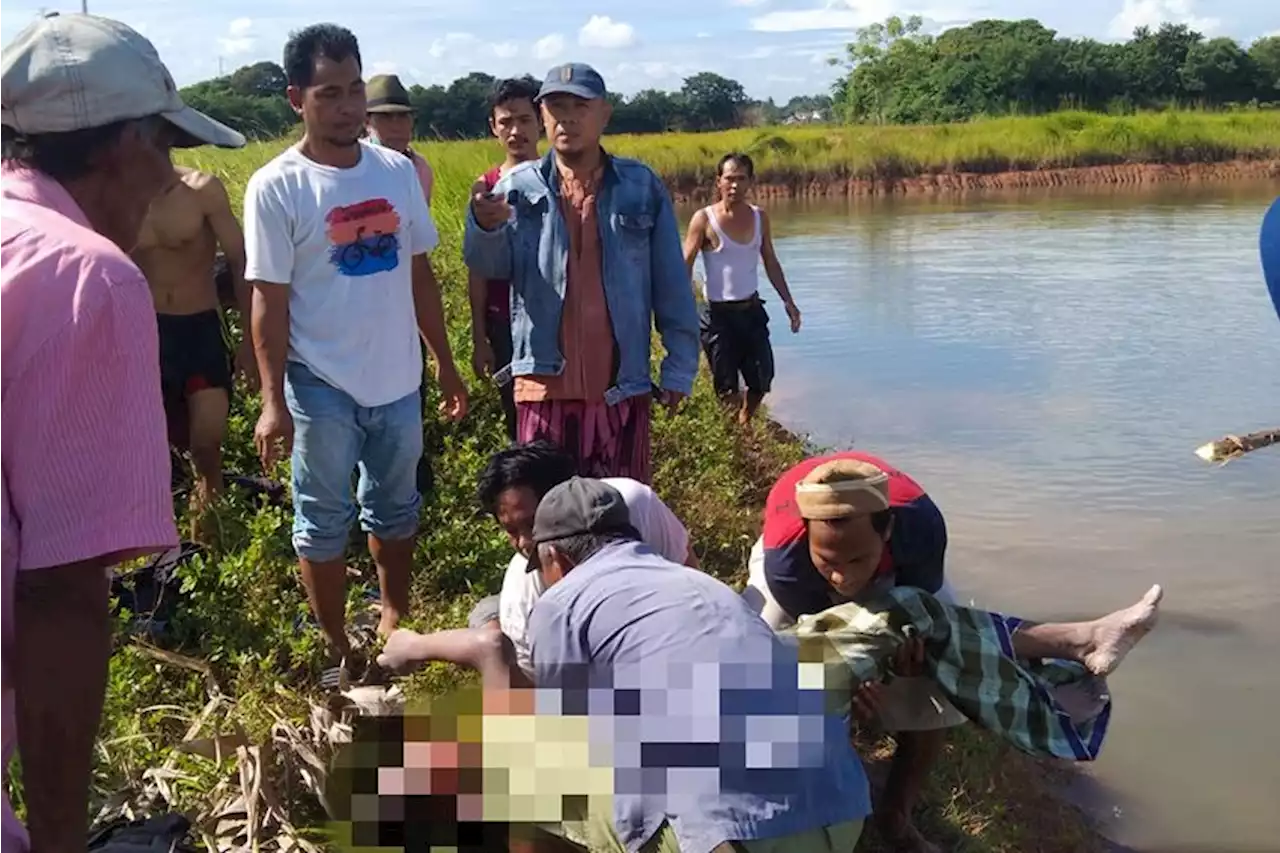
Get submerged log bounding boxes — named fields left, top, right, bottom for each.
left=1194, top=428, right=1280, bottom=464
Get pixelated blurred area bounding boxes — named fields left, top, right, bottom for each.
left=325, top=686, right=617, bottom=853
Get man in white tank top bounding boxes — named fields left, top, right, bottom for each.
left=683, top=153, right=802, bottom=424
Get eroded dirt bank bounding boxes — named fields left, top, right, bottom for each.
left=669, top=158, right=1280, bottom=204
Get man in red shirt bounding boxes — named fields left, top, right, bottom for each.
left=745, top=451, right=959, bottom=853
left=467, top=77, right=541, bottom=440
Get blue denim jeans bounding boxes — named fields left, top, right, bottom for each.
left=284, top=361, right=423, bottom=561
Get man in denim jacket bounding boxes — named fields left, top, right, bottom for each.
left=464, top=62, right=699, bottom=484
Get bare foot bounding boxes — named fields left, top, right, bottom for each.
left=1083, top=584, right=1163, bottom=677
left=376, top=628, right=428, bottom=675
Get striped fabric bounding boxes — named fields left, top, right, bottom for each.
left=788, top=586, right=1112, bottom=762
left=516, top=395, right=652, bottom=484
left=2, top=164, right=179, bottom=853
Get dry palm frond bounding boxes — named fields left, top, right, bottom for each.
left=97, top=653, right=407, bottom=852
left=1194, top=428, right=1280, bottom=464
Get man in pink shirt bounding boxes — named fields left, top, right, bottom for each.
left=1, top=12, right=243, bottom=852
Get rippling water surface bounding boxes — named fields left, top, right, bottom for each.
left=689, top=182, right=1280, bottom=850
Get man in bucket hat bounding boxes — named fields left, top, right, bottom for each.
left=364, top=73, right=434, bottom=205
left=2, top=12, right=243, bottom=853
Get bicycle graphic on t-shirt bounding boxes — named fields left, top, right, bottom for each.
left=324, top=198, right=402, bottom=277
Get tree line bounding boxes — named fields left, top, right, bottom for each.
left=833, top=17, right=1280, bottom=124
left=179, top=62, right=832, bottom=141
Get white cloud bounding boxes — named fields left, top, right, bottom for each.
left=696, top=32, right=713, bottom=39
left=742, top=46, right=778, bottom=59
left=428, top=32, right=478, bottom=60
left=750, top=0, right=977, bottom=33
left=1107, top=0, right=1220, bottom=39
left=492, top=41, right=520, bottom=59
left=218, top=17, right=255, bottom=55
left=533, top=33, right=566, bottom=60
left=614, top=60, right=695, bottom=84
left=729, top=0, right=770, bottom=6
left=578, top=15, right=636, bottom=49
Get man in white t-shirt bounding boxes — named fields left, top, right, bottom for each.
left=377, top=441, right=697, bottom=679
left=243, top=24, right=467, bottom=679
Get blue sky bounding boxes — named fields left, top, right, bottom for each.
left=3, top=0, right=1277, bottom=101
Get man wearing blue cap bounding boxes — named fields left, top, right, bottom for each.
left=464, top=62, right=700, bottom=485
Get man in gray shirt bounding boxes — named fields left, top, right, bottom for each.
left=526, top=477, right=871, bottom=853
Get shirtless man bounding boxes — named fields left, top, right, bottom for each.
left=683, top=152, right=801, bottom=424
left=133, top=166, right=255, bottom=537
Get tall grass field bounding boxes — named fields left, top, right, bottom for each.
left=191, top=109, right=1280, bottom=214
left=22, top=111, right=1256, bottom=853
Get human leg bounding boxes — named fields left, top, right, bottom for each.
left=571, top=397, right=651, bottom=484
left=285, top=362, right=363, bottom=662
left=517, top=399, right=586, bottom=473
left=737, top=298, right=775, bottom=425
left=703, top=302, right=744, bottom=408
left=185, top=387, right=229, bottom=541
left=357, top=387, right=424, bottom=637
left=1010, top=584, right=1163, bottom=676
left=486, top=310, right=518, bottom=442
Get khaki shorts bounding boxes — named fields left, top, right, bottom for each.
left=742, top=538, right=967, bottom=732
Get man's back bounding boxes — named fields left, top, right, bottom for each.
left=133, top=168, right=218, bottom=315
left=529, top=540, right=871, bottom=853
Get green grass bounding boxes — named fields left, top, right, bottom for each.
left=27, top=118, right=1138, bottom=851
left=193, top=110, right=1280, bottom=217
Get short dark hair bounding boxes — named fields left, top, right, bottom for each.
left=716, top=152, right=755, bottom=178
left=476, top=441, right=577, bottom=517
left=2, top=118, right=148, bottom=182
left=283, top=24, right=361, bottom=88
left=489, top=77, right=540, bottom=117
left=538, top=532, right=633, bottom=568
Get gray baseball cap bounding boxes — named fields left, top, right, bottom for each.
left=537, top=62, right=607, bottom=102
left=1, top=12, right=245, bottom=149
left=525, top=477, right=640, bottom=573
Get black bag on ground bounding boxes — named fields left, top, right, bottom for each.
left=110, top=542, right=203, bottom=641
left=87, top=813, right=197, bottom=853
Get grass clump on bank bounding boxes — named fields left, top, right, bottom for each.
left=27, top=137, right=1106, bottom=852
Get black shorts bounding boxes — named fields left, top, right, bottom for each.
left=699, top=295, right=775, bottom=396
left=157, top=310, right=233, bottom=413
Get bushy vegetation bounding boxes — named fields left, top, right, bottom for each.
left=182, top=63, right=828, bottom=141
left=180, top=17, right=1280, bottom=144
left=833, top=17, right=1280, bottom=124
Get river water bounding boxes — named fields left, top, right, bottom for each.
left=690, top=183, right=1280, bottom=851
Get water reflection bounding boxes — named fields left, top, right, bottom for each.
left=686, top=182, right=1280, bottom=850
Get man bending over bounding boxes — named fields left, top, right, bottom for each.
left=743, top=451, right=962, bottom=853
left=133, top=165, right=255, bottom=539
left=377, top=441, right=697, bottom=679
